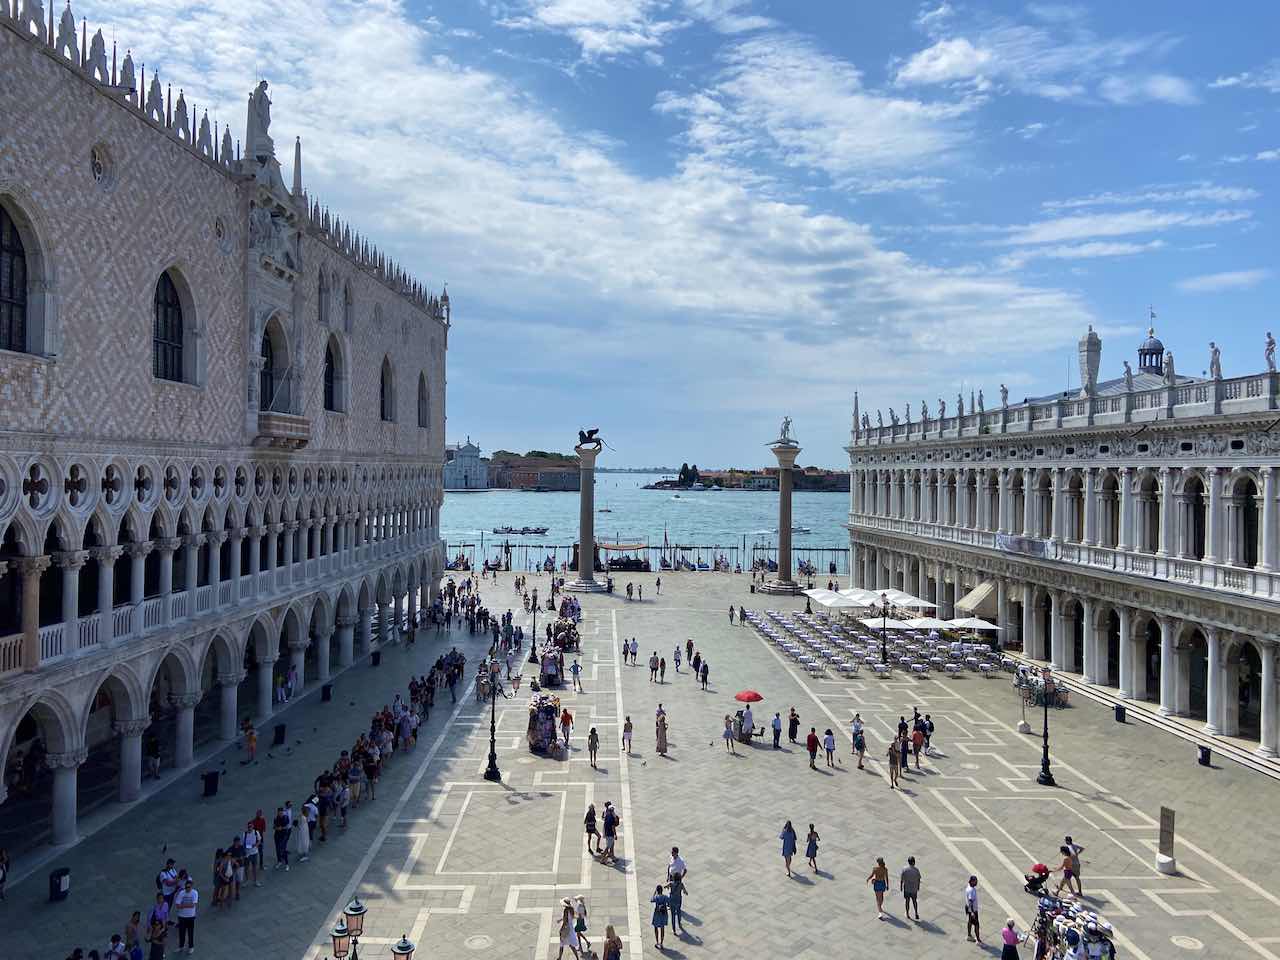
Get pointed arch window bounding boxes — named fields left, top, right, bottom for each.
left=324, top=339, right=338, bottom=411
left=318, top=269, right=330, bottom=325
left=153, top=271, right=184, bottom=381
left=380, top=356, right=395, bottom=422
left=260, top=330, right=276, bottom=410
left=0, top=205, right=27, bottom=353
left=418, top=372, right=430, bottom=429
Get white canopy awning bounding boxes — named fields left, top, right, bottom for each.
left=859, top=617, right=914, bottom=630
left=948, top=617, right=1001, bottom=631
left=836, top=588, right=882, bottom=605
left=955, top=580, right=997, bottom=618
left=905, top=617, right=951, bottom=630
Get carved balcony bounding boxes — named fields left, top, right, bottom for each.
left=255, top=411, right=311, bottom=449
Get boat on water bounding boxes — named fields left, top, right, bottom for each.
left=690, top=481, right=706, bottom=490
left=492, top=525, right=549, bottom=535
left=774, top=525, right=812, bottom=534
left=599, top=508, right=612, bottom=513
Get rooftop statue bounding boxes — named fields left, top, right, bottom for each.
left=1267, top=332, right=1277, bottom=373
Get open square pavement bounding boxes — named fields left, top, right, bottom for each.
left=9, top=572, right=1280, bottom=960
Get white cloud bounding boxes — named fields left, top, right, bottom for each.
left=1211, top=60, right=1280, bottom=93
left=657, top=34, right=972, bottom=189
left=1098, top=73, right=1198, bottom=106
left=1041, top=182, right=1259, bottom=211
left=998, top=239, right=1163, bottom=270
left=1005, top=209, right=1252, bottom=246
left=681, top=0, right=773, bottom=34
left=1009, top=121, right=1047, bottom=139
left=1176, top=269, right=1271, bottom=293
left=1176, top=153, right=1196, bottom=162
left=895, top=37, right=992, bottom=87
left=1219, top=147, right=1280, bottom=164
left=497, top=0, right=683, bottom=61
left=916, top=3, right=953, bottom=31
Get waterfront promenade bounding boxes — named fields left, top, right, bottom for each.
left=9, top=573, right=1280, bottom=959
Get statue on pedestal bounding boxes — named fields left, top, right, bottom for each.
left=1267, top=332, right=1277, bottom=373
left=938, top=397, right=946, bottom=419
left=1000, top=384, right=1008, bottom=409
left=876, top=410, right=883, bottom=429
left=920, top=400, right=929, bottom=426
left=246, top=80, right=275, bottom=159
left=1209, top=341, right=1222, bottom=380
left=977, top=389, right=984, bottom=413
left=956, top=393, right=964, bottom=418
left=1123, top=361, right=1133, bottom=392
left=1163, top=351, right=1176, bottom=386
left=576, top=428, right=604, bottom=450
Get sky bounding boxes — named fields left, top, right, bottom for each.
left=75, top=0, right=1280, bottom=467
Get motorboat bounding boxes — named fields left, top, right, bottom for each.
left=492, top=525, right=550, bottom=535
left=773, top=525, right=812, bottom=534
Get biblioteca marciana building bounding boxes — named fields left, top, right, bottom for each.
left=0, top=5, right=449, bottom=847
left=848, top=326, right=1280, bottom=758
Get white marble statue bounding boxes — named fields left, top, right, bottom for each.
left=1209, top=341, right=1222, bottom=380
left=1123, top=360, right=1133, bottom=392
left=1000, top=384, right=1008, bottom=409
left=938, top=397, right=946, bottom=419
left=921, top=400, right=929, bottom=424
left=1163, top=350, right=1176, bottom=385
left=977, top=389, right=984, bottom=413
left=779, top=416, right=793, bottom=443
left=957, top=393, right=964, bottom=418
left=1267, top=332, right=1277, bottom=373
left=246, top=80, right=275, bottom=158
left=876, top=410, right=883, bottom=429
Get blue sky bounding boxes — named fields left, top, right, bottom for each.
left=81, top=0, right=1279, bottom=466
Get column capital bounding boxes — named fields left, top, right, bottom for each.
left=91, top=545, right=126, bottom=564
left=56, top=549, right=90, bottom=571
left=312, top=625, right=334, bottom=640
left=155, top=537, right=183, bottom=554
left=127, top=541, right=154, bottom=559
left=45, top=748, right=89, bottom=769
left=112, top=719, right=151, bottom=737
left=172, top=692, right=202, bottom=709
left=1207, top=465, right=1221, bottom=477
left=249, top=525, right=266, bottom=538
left=288, top=639, right=311, bottom=653
left=185, top=533, right=208, bottom=549
left=205, top=530, right=228, bottom=547
left=284, top=520, right=300, bottom=533
left=336, top=615, right=358, bottom=629
left=267, top=523, right=284, bottom=535
left=300, top=518, right=315, bottom=529
left=218, top=669, right=247, bottom=687
left=18, top=555, right=53, bottom=577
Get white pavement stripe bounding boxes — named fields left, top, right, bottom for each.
left=300, top=689, right=473, bottom=960
left=610, top=609, right=646, bottom=960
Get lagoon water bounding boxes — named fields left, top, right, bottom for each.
left=441, top=471, right=850, bottom=571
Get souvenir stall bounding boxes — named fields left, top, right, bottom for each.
left=527, top=692, right=561, bottom=754
left=1033, top=894, right=1117, bottom=958
left=538, top=646, right=565, bottom=687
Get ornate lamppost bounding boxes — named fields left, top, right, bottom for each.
left=1037, top=667, right=1057, bottom=786
left=330, top=897, right=367, bottom=960
left=483, top=656, right=503, bottom=782
left=880, top=591, right=890, bottom=664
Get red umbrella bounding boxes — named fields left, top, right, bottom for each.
left=734, top=690, right=764, bottom=703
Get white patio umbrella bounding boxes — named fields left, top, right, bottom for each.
left=882, top=589, right=937, bottom=610
left=947, top=617, right=1001, bottom=631
left=905, top=617, right=951, bottom=630
left=837, top=588, right=882, bottom=605
left=802, top=588, right=840, bottom=602
left=859, top=617, right=913, bottom=630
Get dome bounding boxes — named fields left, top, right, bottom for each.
left=1139, top=327, right=1164, bottom=353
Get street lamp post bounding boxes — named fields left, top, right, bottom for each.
left=483, top=656, right=502, bottom=782
left=1037, top=667, right=1057, bottom=786
left=330, top=896, right=367, bottom=960
left=880, top=592, right=889, bottom=664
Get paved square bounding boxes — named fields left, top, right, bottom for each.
left=9, top=572, right=1280, bottom=959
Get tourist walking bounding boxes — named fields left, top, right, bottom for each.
left=965, top=876, right=983, bottom=944
left=699, top=659, right=710, bottom=690
left=806, top=727, right=819, bottom=769
left=805, top=824, right=821, bottom=872
left=587, top=727, right=600, bottom=769
left=1064, top=836, right=1084, bottom=895
left=911, top=724, right=925, bottom=769
left=570, top=658, right=583, bottom=692
left=722, top=715, right=736, bottom=755
left=629, top=638, right=639, bottom=664
left=673, top=646, right=681, bottom=672
left=886, top=735, right=901, bottom=788
left=771, top=712, right=782, bottom=748
left=584, top=804, right=599, bottom=854
left=780, top=820, right=798, bottom=877
left=650, top=883, right=670, bottom=949
left=656, top=577, right=662, bottom=595
left=851, top=713, right=866, bottom=767
left=1001, top=919, right=1026, bottom=960
left=659, top=657, right=666, bottom=682
left=666, top=871, right=688, bottom=935
left=174, top=878, right=198, bottom=953
left=573, top=895, right=591, bottom=954
left=867, top=857, right=890, bottom=920
left=656, top=713, right=669, bottom=756
left=293, top=802, right=312, bottom=863
left=561, top=707, right=574, bottom=749
left=623, top=716, right=633, bottom=754
left=145, top=916, right=167, bottom=960
left=685, top=638, right=693, bottom=661
left=901, top=856, right=922, bottom=920
left=822, top=728, right=836, bottom=767
left=728, top=605, right=735, bottom=624
left=556, top=899, right=581, bottom=960
left=1053, top=845, right=1076, bottom=897
left=787, top=707, right=800, bottom=744
left=649, top=652, right=659, bottom=682
left=603, top=925, right=623, bottom=960
left=600, top=802, right=619, bottom=864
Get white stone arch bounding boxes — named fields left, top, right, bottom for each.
left=141, top=642, right=200, bottom=702
left=2, top=688, right=82, bottom=778
left=193, top=629, right=241, bottom=681
left=81, top=660, right=149, bottom=733
left=0, top=181, right=59, bottom=357
left=39, top=511, right=76, bottom=553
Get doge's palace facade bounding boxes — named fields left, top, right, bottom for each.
left=0, top=4, right=447, bottom=845
left=849, top=326, right=1280, bottom=761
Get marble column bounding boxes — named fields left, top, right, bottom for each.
left=1118, top=606, right=1134, bottom=698
left=1118, top=468, right=1133, bottom=551
left=1259, top=647, right=1277, bottom=758
left=59, top=550, right=87, bottom=652
left=1204, top=628, right=1222, bottom=735
left=1158, top=616, right=1176, bottom=716
left=1049, top=469, right=1063, bottom=546
left=1023, top=471, right=1037, bottom=536
left=767, top=439, right=802, bottom=591
left=315, top=628, right=333, bottom=682
left=996, top=579, right=1008, bottom=648
left=1049, top=591, right=1064, bottom=670
left=183, top=534, right=202, bottom=603
left=289, top=639, right=309, bottom=695
left=337, top=615, right=356, bottom=667
left=378, top=601, right=393, bottom=646
left=1156, top=467, right=1172, bottom=558
left=1262, top=468, right=1276, bottom=572
left=1083, top=469, right=1097, bottom=546
left=48, top=749, right=88, bottom=845
left=393, top=594, right=404, bottom=643
left=282, top=522, right=297, bottom=586
left=19, top=556, right=51, bottom=668
left=174, top=692, right=199, bottom=768
left=129, top=543, right=149, bottom=607
left=1022, top=584, right=1035, bottom=657
left=114, top=720, right=149, bottom=802
left=358, top=606, right=373, bottom=656
left=206, top=532, right=226, bottom=606
left=1081, top=598, right=1097, bottom=683
left=94, top=546, right=123, bottom=644
left=156, top=538, right=180, bottom=624
left=568, top=442, right=605, bottom=591
left=228, top=531, right=243, bottom=602
left=255, top=658, right=275, bottom=724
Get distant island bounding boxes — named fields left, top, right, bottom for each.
left=644, top=463, right=848, bottom=492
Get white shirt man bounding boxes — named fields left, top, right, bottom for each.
left=629, top=638, right=638, bottom=662
left=668, top=850, right=687, bottom=879
left=742, top=706, right=754, bottom=733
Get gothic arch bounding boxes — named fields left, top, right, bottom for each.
left=150, top=264, right=204, bottom=386
left=0, top=183, right=59, bottom=356
left=260, top=314, right=292, bottom=413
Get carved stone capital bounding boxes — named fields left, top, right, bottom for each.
left=172, top=692, right=202, bottom=709
left=91, top=545, right=126, bottom=564
left=284, top=521, right=300, bottom=534
left=45, top=748, right=89, bottom=770
left=336, top=615, right=358, bottom=629
left=113, top=719, right=151, bottom=738
left=56, top=550, right=90, bottom=571
left=18, top=556, right=53, bottom=577
left=155, top=537, right=183, bottom=555
left=287, top=639, right=311, bottom=653
left=205, top=530, right=228, bottom=547
left=267, top=523, right=284, bottom=535
left=218, top=670, right=247, bottom=687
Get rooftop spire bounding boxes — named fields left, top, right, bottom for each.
left=292, top=135, right=302, bottom=198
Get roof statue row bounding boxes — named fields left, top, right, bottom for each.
left=852, top=324, right=1280, bottom=441
left=3, top=0, right=448, bottom=320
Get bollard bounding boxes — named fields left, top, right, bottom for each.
left=1114, top=704, right=1126, bottom=723
left=1197, top=745, right=1211, bottom=767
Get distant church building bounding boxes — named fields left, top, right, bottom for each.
left=0, top=5, right=449, bottom=849
left=444, top=439, right=488, bottom=490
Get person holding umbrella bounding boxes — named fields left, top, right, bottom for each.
left=735, top=690, right=764, bottom=743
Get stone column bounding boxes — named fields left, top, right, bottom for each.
left=255, top=658, right=275, bottom=724
left=1156, top=467, right=1172, bottom=557
left=568, top=442, right=605, bottom=591
left=1118, top=468, right=1133, bottom=551
left=1118, top=606, right=1134, bottom=698
left=1083, top=469, right=1097, bottom=546
left=314, top=628, right=332, bottom=682
left=94, top=546, right=123, bottom=644
left=47, top=749, right=88, bottom=845
left=1204, top=627, right=1222, bottom=735
left=183, top=534, right=202, bottom=600
left=997, top=468, right=1009, bottom=534
left=337, top=615, right=356, bottom=667
left=58, top=550, right=88, bottom=652
left=1022, top=583, right=1035, bottom=657
left=217, top=673, right=243, bottom=741
left=174, top=692, right=199, bottom=768
left=129, top=543, right=149, bottom=607
left=1023, top=471, right=1037, bottom=536
left=1049, top=468, right=1063, bottom=546
left=206, top=531, right=226, bottom=605
left=248, top=526, right=263, bottom=582
left=20, top=556, right=51, bottom=668
left=378, top=601, right=393, bottom=646
left=156, top=538, right=180, bottom=624
left=115, top=719, right=148, bottom=802
left=767, top=440, right=802, bottom=592
left=1158, top=616, right=1176, bottom=716
left=1081, top=598, right=1097, bottom=682
left=406, top=587, right=418, bottom=637
left=1262, top=468, right=1276, bottom=572
left=1049, top=590, right=1064, bottom=670
left=266, top=524, right=282, bottom=576
left=289, top=639, right=309, bottom=695
left=358, top=606, right=373, bottom=656
left=393, top=594, right=404, bottom=642
left=228, top=530, right=243, bottom=602
left=282, top=522, right=297, bottom=585
left=996, top=579, right=1009, bottom=645
left=1259, top=646, right=1277, bottom=758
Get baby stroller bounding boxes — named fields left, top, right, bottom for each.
left=1024, top=863, right=1050, bottom=895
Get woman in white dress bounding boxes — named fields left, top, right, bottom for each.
left=556, top=899, right=581, bottom=959
left=293, top=805, right=312, bottom=862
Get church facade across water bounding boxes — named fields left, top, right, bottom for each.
left=847, top=325, right=1280, bottom=759
left=0, top=6, right=448, bottom=847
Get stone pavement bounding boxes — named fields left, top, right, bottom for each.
left=10, top=572, right=1280, bottom=959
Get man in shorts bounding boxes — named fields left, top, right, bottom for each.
left=600, top=802, right=619, bottom=864
left=900, top=856, right=922, bottom=920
